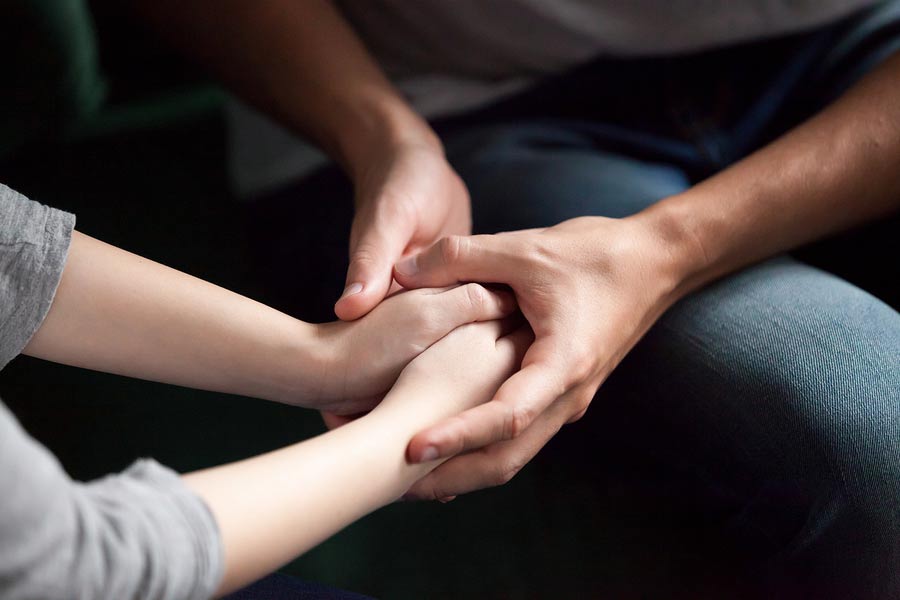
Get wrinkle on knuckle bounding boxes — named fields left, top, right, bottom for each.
left=526, top=238, right=561, bottom=271
left=415, top=481, right=443, bottom=503
left=414, top=305, right=441, bottom=334
left=508, top=404, right=534, bottom=440
left=569, top=349, right=597, bottom=384
left=351, top=244, right=382, bottom=268
left=442, top=415, right=472, bottom=454
left=495, top=459, right=523, bottom=486
left=463, top=283, right=487, bottom=313
left=439, top=235, right=465, bottom=266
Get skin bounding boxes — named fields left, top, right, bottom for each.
left=21, top=227, right=528, bottom=595
left=134, top=0, right=470, bottom=322
left=25, top=232, right=516, bottom=417
left=135, top=2, right=900, bottom=498
left=186, top=320, right=531, bottom=596
left=396, top=52, right=900, bottom=498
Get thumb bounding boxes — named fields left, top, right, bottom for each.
left=335, top=220, right=411, bottom=321
left=393, top=234, right=508, bottom=289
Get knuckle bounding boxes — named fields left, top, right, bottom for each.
left=568, top=407, right=588, bottom=424
left=412, top=482, right=443, bottom=502
left=439, top=235, right=466, bottom=266
left=463, top=283, right=487, bottom=312
left=442, top=416, right=471, bottom=453
left=569, top=349, right=596, bottom=383
left=566, top=390, right=594, bottom=424
left=507, top=404, right=534, bottom=439
left=493, top=458, right=524, bottom=486
left=351, top=244, right=381, bottom=268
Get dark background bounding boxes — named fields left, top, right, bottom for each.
left=0, top=3, right=828, bottom=598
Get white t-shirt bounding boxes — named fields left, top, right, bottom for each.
left=230, top=0, right=875, bottom=196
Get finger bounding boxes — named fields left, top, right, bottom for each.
left=336, top=221, right=412, bottom=321
left=497, top=313, right=527, bottom=338
left=407, top=342, right=564, bottom=463
left=497, top=325, right=535, bottom=356
left=393, top=234, right=516, bottom=290
left=406, top=401, right=568, bottom=500
left=496, top=227, right=545, bottom=237
left=431, top=283, right=517, bottom=332
left=321, top=411, right=356, bottom=430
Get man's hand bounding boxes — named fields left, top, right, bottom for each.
left=392, top=215, right=693, bottom=498
left=334, top=140, right=471, bottom=321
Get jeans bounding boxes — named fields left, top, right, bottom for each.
left=247, top=3, right=900, bottom=597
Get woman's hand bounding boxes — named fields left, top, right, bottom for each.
left=334, top=139, right=472, bottom=321
left=382, top=321, right=534, bottom=422
left=185, top=320, right=532, bottom=596
left=313, top=284, right=517, bottom=417
left=392, top=215, right=694, bottom=498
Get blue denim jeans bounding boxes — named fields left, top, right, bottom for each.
left=429, top=4, right=900, bottom=597
left=247, top=3, right=900, bottom=597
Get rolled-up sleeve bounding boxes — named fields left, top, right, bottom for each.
left=0, top=182, right=75, bottom=369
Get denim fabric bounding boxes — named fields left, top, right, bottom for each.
left=246, top=3, right=900, bottom=597
left=430, top=4, right=900, bottom=597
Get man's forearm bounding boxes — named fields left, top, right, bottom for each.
left=638, top=51, right=900, bottom=297
left=24, top=231, right=323, bottom=403
left=135, top=0, right=439, bottom=179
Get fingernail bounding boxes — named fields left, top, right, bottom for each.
left=339, top=282, right=363, bottom=300
left=419, top=446, right=439, bottom=462
left=395, top=256, right=419, bottom=277
left=438, top=496, right=457, bottom=504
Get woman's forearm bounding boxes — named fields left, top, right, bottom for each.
left=24, top=231, right=322, bottom=403
left=183, top=379, right=448, bottom=596
left=183, top=321, right=526, bottom=596
left=135, top=0, right=439, bottom=179
left=637, top=51, right=900, bottom=296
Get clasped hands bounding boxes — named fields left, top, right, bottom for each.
left=311, top=140, right=691, bottom=500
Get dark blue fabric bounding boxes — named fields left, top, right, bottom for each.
left=224, top=573, right=375, bottom=600
left=245, top=4, right=900, bottom=598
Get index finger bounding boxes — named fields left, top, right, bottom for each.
left=407, top=340, right=567, bottom=463
left=393, top=234, right=519, bottom=290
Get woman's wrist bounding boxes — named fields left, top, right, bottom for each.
left=260, top=319, right=335, bottom=406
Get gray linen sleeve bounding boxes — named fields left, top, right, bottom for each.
left=0, top=182, right=75, bottom=369
left=0, top=402, right=223, bottom=599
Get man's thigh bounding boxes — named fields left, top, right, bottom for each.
left=442, top=122, right=693, bottom=232
left=444, top=120, right=900, bottom=593
left=598, top=256, right=900, bottom=595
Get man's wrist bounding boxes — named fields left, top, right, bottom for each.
left=628, top=192, right=724, bottom=302
left=332, top=94, right=443, bottom=183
